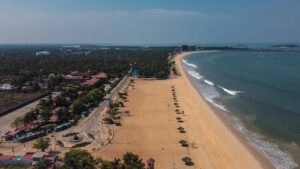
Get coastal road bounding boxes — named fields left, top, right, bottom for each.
left=108, top=74, right=131, bottom=103
left=54, top=74, right=130, bottom=151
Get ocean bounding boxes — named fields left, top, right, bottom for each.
left=182, top=51, right=300, bottom=169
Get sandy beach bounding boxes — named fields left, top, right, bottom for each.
left=93, top=52, right=274, bottom=169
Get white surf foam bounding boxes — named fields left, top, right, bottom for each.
left=218, top=86, right=244, bottom=96
left=224, top=112, right=298, bottom=169
left=205, top=98, right=228, bottom=112
left=201, top=84, right=298, bottom=169
left=182, top=55, right=298, bottom=169
left=187, top=70, right=203, bottom=80
left=195, top=81, right=228, bottom=112
left=182, top=59, right=198, bottom=68
left=204, top=79, right=214, bottom=86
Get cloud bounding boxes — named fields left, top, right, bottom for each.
left=140, top=8, right=203, bottom=17
left=0, top=9, right=237, bottom=44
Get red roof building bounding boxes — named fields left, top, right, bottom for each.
left=82, top=72, right=108, bottom=87
left=23, top=153, right=34, bottom=161
left=49, top=114, right=59, bottom=123
left=21, top=122, right=38, bottom=132
left=65, top=74, right=83, bottom=80
left=0, top=155, right=14, bottom=160
left=48, top=107, right=63, bottom=123
left=83, top=78, right=100, bottom=87
left=53, top=107, right=62, bottom=114
left=91, top=72, right=108, bottom=79
left=9, top=129, right=21, bottom=136
left=70, top=71, right=81, bottom=76
left=65, top=71, right=85, bottom=82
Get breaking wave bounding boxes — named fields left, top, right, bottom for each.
left=218, top=86, right=244, bottom=96
left=182, top=59, right=197, bottom=68
left=225, top=112, right=298, bottom=169
left=204, top=79, right=214, bottom=86
left=205, top=98, right=228, bottom=112
left=187, top=70, right=203, bottom=80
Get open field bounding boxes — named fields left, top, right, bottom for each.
left=0, top=91, right=43, bottom=113
left=0, top=92, right=59, bottom=137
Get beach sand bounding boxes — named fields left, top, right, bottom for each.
left=93, top=52, right=274, bottom=169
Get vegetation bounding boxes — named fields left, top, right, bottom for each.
left=33, top=137, right=50, bottom=152
left=71, top=88, right=104, bottom=115
left=11, top=85, right=103, bottom=128
left=11, top=96, right=54, bottom=127
left=97, top=152, right=145, bottom=169
left=104, top=107, right=121, bottom=125
left=11, top=116, right=24, bottom=128
left=32, top=160, right=49, bottom=169
left=72, top=142, right=91, bottom=148
left=171, top=61, right=180, bottom=76
left=63, top=132, right=79, bottom=137
left=0, top=46, right=174, bottom=87
left=0, top=165, right=27, bottom=169
left=87, top=133, right=95, bottom=140
left=103, top=116, right=114, bottom=124
left=56, top=140, right=64, bottom=147
left=60, top=149, right=96, bottom=169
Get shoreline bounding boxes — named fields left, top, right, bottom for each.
left=93, top=51, right=275, bottom=168
left=177, top=51, right=275, bottom=169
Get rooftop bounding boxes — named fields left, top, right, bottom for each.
left=0, top=155, right=14, bottom=160
left=53, top=107, right=63, bottom=114
left=65, top=74, right=83, bottom=80
left=83, top=78, right=99, bottom=87
left=91, top=72, right=108, bottom=79
left=48, top=114, right=59, bottom=123
left=32, top=152, right=46, bottom=158
left=23, top=153, right=34, bottom=161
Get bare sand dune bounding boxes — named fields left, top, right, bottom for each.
left=93, top=52, right=274, bottom=169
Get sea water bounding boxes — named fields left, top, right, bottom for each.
left=183, top=51, right=300, bottom=169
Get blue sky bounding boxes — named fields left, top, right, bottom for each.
left=0, top=0, right=299, bottom=44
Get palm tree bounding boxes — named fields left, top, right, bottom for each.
left=11, top=116, right=25, bottom=128
left=122, top=152, right=145, bottom=169
left=33, top=137, right=50, bottom=152
left=97, top=159, right=117, bottom=169
left=63, top=149, right=95, bottom=169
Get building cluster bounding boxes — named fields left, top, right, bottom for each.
left=0, top=70, right=108, bottom=92
left=4, top=110, right=75, bottom=143
left=0, top=151, right=58, bottom=168
left=65, top=71, right=108, bottom=88
left=4, top=71, right=110, bottom=143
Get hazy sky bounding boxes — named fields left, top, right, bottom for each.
left=0, top=0, right=299, bottom=44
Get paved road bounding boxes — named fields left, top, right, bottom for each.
left=108, top=74, right=131, bottom=103
left=0, top=75, right=131, bottom=154
left=54, top=74, right=131, bottom=150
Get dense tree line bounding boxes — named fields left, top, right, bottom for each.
left=0, top=46, right=175, bottom=83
